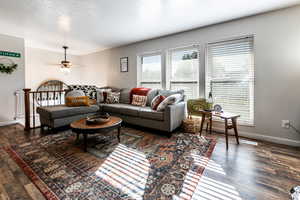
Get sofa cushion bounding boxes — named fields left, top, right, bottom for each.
left=119, top=88, right=131, bottom=104
left=139, top=107, right=164, bottom=121
left=102, top=104, right=122, bottom=114
left=102, top=103, right=141, bottom=117
left=37, top=105, right=99, bottom=119
left=146, top=89, right=160, bottom=106
left=118, top=104, right=141, bottom=117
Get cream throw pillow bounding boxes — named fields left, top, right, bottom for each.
left=131, top=95, right=147, bottom=107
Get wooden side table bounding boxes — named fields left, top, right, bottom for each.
left=199, top=110, right=240, bottom=150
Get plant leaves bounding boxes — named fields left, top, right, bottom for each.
left=0, top=63, right=18, bottom=74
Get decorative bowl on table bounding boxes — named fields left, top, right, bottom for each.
left=86, top=113, right=110, bottom=125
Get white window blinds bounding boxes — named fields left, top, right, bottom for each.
left=140, top=54, right=162, bottom=89
left=169, top=47, right=199, bottom=100
left=206, top=37, right=254, bottom=125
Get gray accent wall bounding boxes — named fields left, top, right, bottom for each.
left=85, top=6, right=300, bottom=145
left=0, top=34, right=25, bottom=123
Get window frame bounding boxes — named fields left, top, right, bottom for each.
left=167, top=45, right=201, bottom=99
left=137, top=51, right=164, bottom=89
left=204, top=35, right=255, bottom=126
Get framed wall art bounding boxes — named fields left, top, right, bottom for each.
left=120, top=57, right=128, bottom=72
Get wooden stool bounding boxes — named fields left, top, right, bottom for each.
left=199, top=110, right=240, bottom=150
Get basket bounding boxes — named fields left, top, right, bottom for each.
left=182, top=118, right=201, bottom=134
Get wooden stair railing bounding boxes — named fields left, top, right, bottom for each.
left=23, top=88, right=68, bottom=131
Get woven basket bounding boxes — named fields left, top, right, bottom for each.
left=182, top=118, right=201, bottom=134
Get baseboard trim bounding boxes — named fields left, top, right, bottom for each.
left=0, top=120, right=19, bottom=127
left=212, top=127, right=300, bottom=147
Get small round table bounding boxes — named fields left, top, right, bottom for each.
left=70, top=116, right=122, bottom=152
left=198, top=110, right=240, bottom=150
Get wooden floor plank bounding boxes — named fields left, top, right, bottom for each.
left=24, top=183, right=46, bottom=200
left=0, top=167, right=32, bottom=200
left=0, top=123, right=299, bottom=200
left=0, top=184, right=10, bottom=200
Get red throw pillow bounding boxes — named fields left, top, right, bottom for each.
left=130, top=88, right=151, bottom=103
left=151, top=95, right=166, bottom=110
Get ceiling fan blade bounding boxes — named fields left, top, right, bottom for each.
left=48, top=64, right=61, bottom=66
left=71, top=64, right=84, bottom=68
left=47, top=64, right=84, bottom=68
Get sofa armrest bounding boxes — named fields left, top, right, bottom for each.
left=164, top=101, right=186, bottom=132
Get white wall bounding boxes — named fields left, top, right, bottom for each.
left=87, top=6, right=300, bottom=145
left=25, top=47, right=107, bottom=90
left=78, top=51, right=109, bottom=87
left=0, top=34, right=25, bottom=123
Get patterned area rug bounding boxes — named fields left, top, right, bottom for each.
left=4, top=129, right=216, bottom=200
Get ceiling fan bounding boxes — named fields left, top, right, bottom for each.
left=48, top=46, right=83, bottom=73
left=61, top=46, right=72, bottom=68
left=60, top=46, right=72, bottom=73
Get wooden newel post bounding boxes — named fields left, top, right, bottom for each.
left=23, top=88, right=31, bottom=131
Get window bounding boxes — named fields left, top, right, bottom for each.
left=139, top=54, right=162, bottom=89
left=169, top=47, right=199, bottom=100
left=206, top=37, right=254, bottom=125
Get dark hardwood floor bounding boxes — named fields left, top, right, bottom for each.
left=0, top=124, right=299, bottom=200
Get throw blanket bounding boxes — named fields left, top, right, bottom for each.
left=130, top=87, right=151, bottom=103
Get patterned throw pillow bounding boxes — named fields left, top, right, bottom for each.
left=131, top=95, right=147, bottom=107
left=156, top=94, right=182, bottom=111
left=66, top=90, right=85, bottom=98
left=151, top=95, right=166, bottom=110
left=105, top=92, right=120, bottom=104
left=68, top=85, right=98, bottom=99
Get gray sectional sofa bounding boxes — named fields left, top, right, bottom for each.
left=37, top=87, right=186, bottom=134
left=100, top=88, right=186, bottom=133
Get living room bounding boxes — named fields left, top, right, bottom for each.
left=0, top=0, right=299, bottom=200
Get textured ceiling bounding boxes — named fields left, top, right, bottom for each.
left=0, top=0, right=299, bottom=55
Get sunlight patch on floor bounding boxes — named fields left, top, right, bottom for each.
left=95, top=144, right=149, bottom=200
left=192, top=176, right=243, bottom=200
left=239, top=139, right=258, bottom=146
left=174, top=153, right=242, bottom=200
left=192, top=155, right=226, bottom=175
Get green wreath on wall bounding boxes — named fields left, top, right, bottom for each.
left=0, top=58, right=18, bottom=74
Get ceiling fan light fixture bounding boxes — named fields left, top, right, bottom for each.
left=61, top=60, right=72, bottom=68
left=61, top=46, right=72, bottom=70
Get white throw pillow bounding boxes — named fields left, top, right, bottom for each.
left=156, top=94, right=183, bottom=111
left=171, top=93, right=183, bottom=104
left=96, top=89, right=111, bottom=103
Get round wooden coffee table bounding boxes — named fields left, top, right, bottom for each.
left=70, top=116, right=122, bottom=152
